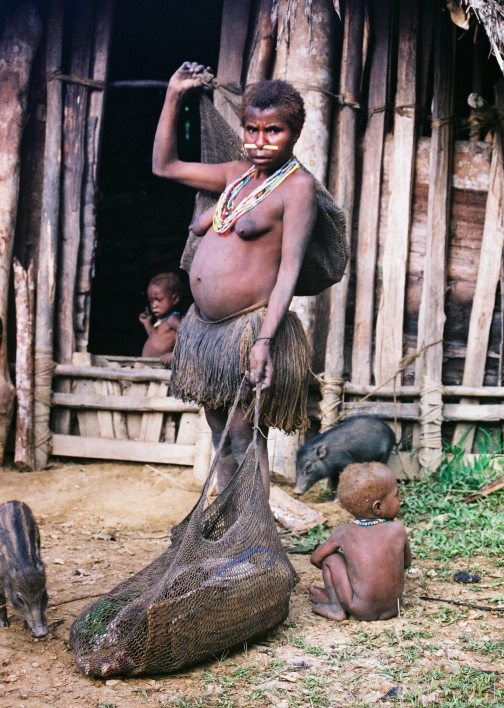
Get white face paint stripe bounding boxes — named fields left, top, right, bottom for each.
left=243, top=144, right=279, bottom=150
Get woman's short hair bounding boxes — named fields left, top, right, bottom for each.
left=240, top=80, right=306, bottom=135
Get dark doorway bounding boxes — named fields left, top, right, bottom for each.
left=88, top=0, right=223, bottom=355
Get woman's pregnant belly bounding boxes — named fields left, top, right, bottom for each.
left=190, top=230, right=281, bottom=321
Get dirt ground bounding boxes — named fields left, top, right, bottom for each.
left=0, top=460, right=502, bottom=707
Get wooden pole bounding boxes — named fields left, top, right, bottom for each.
left=75, top=0, right=115, bottom=353
left=246, top=0, right=276, bottom=85
left=350, top=0, right=392, bottom=387
left=452, top=83, right=504, bottom=452
left=215, top=0, right=252, bottom=134
left=416, top=15, right=455, bottom=472
left=374, top=0, right=419, bottom=386
left=0, top=5, right=42, bottom=463
left=13, top=259, right=35, bottom=470
left=34, top=0, right=64, bottom=469
left=55, top=0, right=95, bottom=434
left=273, top=0, right=336, bottom=346
left=320, top=0, right=365, bottom=428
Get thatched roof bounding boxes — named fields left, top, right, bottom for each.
left=463, top=0, right=504, bottom=73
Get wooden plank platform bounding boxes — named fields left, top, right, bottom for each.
left=51, top=435, right=195, bottom=465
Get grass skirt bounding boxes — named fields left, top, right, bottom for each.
left=171, top=305, right=311, bottom=433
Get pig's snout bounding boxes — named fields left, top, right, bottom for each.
left=293, top=483, right=305, bottom=495
left=30, top=623, right=48, bottom=638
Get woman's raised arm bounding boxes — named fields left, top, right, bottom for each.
left=152, top=62, right=238, bottom=193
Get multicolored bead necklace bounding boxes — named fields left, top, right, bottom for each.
left=351, top=518, right=389, bottom=527
left=213, top=156, right=300, bottom=235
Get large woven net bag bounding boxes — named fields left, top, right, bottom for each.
left=180, top=92, right=348, bottom=296
left=70, top=386, right=298, bottom=677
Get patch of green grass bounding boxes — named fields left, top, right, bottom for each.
left=407, top=667, right=504, bottom=707
left=285, top=630, right=328, bottom=657
left=460, top=633, right=504, bottom=659
left=400, top=441, right=504, bottom=560
left=280, top=524, right=330, bottom=554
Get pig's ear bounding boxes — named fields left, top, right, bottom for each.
left=316, top=443, right=327, bottom=459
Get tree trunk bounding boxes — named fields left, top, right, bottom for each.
left=13, top=259, right=35, bottom=470
left=34, top=0, right=64, bottom=469
left=0, top=4, right=42, bottom=462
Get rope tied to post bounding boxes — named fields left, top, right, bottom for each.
left=419, top=375, right=444, bottom=473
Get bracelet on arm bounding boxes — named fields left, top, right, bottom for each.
left=255, top=337, right=272, bottom=344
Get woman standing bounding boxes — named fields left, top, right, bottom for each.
left=153, top=62, right=317, bottom=495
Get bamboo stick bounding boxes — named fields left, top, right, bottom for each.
left=453, top=83, right=504, bottom=452
left=321, top=0, right=365, bottom=429
left=13, top=259, right=35, bottom=470
left=374, top=0, right=419, bottom=386
left=0, top=5, right=42, bottom=462
left=214, top=0, right=251, bottom=133
left=55, top=0, right=95, bottom=434
left=416, top=14, right=455, bottom=472
left=34, top=0, right=64, bottom=469
left=351, top=0, right=392, bottom=386
left=75, top=0, right=115, bottom=352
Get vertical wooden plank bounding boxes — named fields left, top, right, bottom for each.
left=72, top=352, right=100, bottom=438
left=13, top=259, right=35, bottom=470
left=34, top=0, right=64, bottom=469
left=75, top=0, right=115, bottom=352
left=55, top=0, right=95, bottom=436
left=193, top=409, right=214, bottom=483
left=321, top=0, right=365, bottom=428
left=415, top=15, right=455, bottom=472
left=215, top=0, right=252, bottom=133
left=176, top=412, right=199, bottom=445
left=453, top=88, right=504, bottom=451
left=139, top=381, right=169, bottom=442
left=0, top=5, right=42, bottom=461
left=351, top=0, right=392, bottom=386
left=374, top=0, right=419, bottom=386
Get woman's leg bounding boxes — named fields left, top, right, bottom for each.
left=205, top=405, right=270, bottom=496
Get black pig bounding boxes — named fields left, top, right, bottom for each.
left=294, top=416, right=395, bottom=496
left=0, top=501, right=48, bottom=637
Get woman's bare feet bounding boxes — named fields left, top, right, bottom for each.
left=312, top=602, right=347, bottom=621
left=306, top=584, right=329, bottom=604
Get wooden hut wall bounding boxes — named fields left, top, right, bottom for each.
left=4, top=0, right=504, bottom=472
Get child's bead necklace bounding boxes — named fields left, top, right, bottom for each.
left=351, top=518, right=389, bottom=527
left=213, top=156, right=300, bottom=235
left=153, top=311, right=181, bottom=328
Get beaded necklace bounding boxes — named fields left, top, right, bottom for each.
left=213, top=156, right=300, bottom=235
left=351, top=518, right=389, bottom=527
left=153, top=311, right=181, bottom=328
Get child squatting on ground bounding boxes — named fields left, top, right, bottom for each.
left=139, top=272, right=182, bottom=365
left=307, top=462, right=411, bottom=622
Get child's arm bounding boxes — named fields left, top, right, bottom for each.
left=404, top=536, right=412, bottom=569
left=310, top=529, right=343, bottom=569
left=139, top=308, right=154, bottom=334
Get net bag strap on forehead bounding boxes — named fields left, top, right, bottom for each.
left=180, top=92, right=348, bottom=296
left=69, top=382, right=299, bottom=677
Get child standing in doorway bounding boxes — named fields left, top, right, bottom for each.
left=139, top=272, right=182, bottom=365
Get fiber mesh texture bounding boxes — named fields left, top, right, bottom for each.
left=180, top=93, right=348, bottom=296
left=69, top=399, right=298, bottom=677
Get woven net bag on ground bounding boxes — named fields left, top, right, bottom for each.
left=70, top=387, right=299, bottom=677
left=180, top=93, right=348, bottom=296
